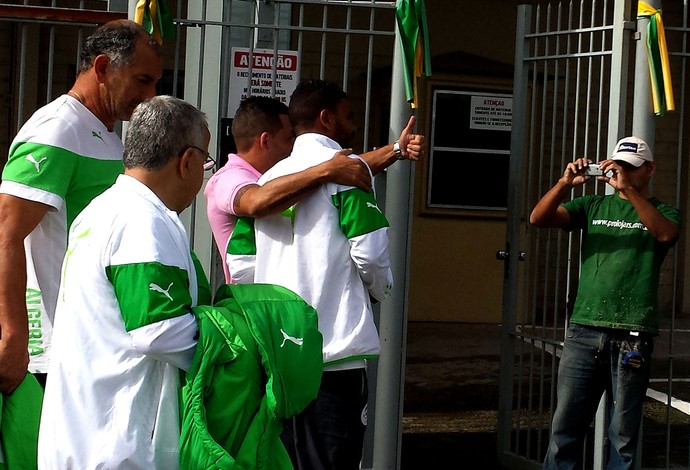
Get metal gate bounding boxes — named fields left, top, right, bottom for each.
left=499, top=1, right=690, bottom=469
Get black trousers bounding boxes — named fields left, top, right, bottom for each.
left=282, top=368, right=368, bottom=470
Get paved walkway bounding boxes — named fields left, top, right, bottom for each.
left=402, top=322, right=502, bottom=469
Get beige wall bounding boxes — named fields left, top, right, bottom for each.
left=408, top=217, right=506, bottom=322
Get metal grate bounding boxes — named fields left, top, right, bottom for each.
left=500, top=1, right=690, bottom=469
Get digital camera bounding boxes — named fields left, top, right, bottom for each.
left=584, top=163, right=603, bottom=176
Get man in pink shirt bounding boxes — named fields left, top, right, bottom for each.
left=205, top=96, right=423, bottom=283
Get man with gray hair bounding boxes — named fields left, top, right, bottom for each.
left=38, top=96, right=210, bottom=469
left=0, top=19, right=163, bottom=393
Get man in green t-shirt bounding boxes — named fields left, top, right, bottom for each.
left=531, top=136, right=680, bottom=469
left=0, top=20, right=163, bottom=394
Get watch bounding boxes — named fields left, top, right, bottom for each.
left=393, top=141, right=404, bottom=160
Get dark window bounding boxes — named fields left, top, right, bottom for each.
left=428, top=89, right=512, bottom=210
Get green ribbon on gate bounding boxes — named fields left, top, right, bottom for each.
left=396, top=0, right=432, bottom=109
left=637, top=1, right=674, bottom=116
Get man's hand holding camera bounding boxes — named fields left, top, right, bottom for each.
left=560, top=157, right=598, bottom=187
left=562, top=157, right=633, bottom=192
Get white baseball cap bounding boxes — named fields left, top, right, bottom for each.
left=610, top=136, right=653, bottom=167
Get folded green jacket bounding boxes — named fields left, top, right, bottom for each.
left=180, top=283, right=322, bottom=470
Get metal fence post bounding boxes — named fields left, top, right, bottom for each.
left=372, top=21, right=412, bottom=470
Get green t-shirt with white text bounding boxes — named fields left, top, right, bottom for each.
left=563, top=194, right=680, bottom=334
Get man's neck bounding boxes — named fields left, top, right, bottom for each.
left=617, top=186, right=652, bottom=200
left=70, top=73, right=115, bottom=131
left=237, top=150, right=269, bottom=174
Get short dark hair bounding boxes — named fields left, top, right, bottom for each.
left=231, top=97, right=289, bottom=153
left=79, top=20, right=161, bottom=72
left=288, top=79, right=347, bottom=133
left=124, top=96, right=208, bottom=170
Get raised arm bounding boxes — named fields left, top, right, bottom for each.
left=360, top=115, right=425, bottom=175
left=0, top=195, right=49, bottom=393
left=530, top=158, right=592, bottom=228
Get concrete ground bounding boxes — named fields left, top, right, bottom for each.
left=400, top=320, right=690, bottom=469
left=401, top=322, right=503, bottom=469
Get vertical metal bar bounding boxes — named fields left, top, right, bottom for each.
left=592, top=4, right=632, bottom=467
left=535, top=7, right=556, bottom=458
left=244, top=3, right=257, bottom=98
left=583, top=0, right=597, bottom=158
left=218, top=0, right=234, bottom=117
left=595, top=0, right=609, bottom=164
left=362, top=2, right=376, bottom=152
left=46, top=0, right=57, bottom=103
left=188, top=0, right=209, bottom=249
left=195, top=1, right=207, bottom=109
left=76, top=0, right=86, bottom=77
left=526, top=3, right=547, bottom=459
left=668, top=2, right=688, bottom=468
left=607, top=0, right=630, bottom=160
left=562, top=0, right=574, bottom=349
left=544, top=2, right=565, bottom=458
left=571, top=0, right=584, bottom=170
left=297, top=3, right=304, bottom=67
left=551, top=0, right=565, bottom=342
left=589, top=3, right=604, bottom=467
left=632, top=0, right=660, bottom=143
left=371, top=20, right=411, bottom=470
left=497, top=3, right=531, bottom=462
left=270, top=5, right=280, bottom=100
left=320, top=4, right=328, bottom=79
left=172, top=0, right=184, bottom=98
left=342, top=3, right=351, bottom=91
left=17, top=24, right=28, bottom=128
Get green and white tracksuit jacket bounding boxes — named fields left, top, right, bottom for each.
left=38, top=175, right=209, bottom=470
left=180, top=283, right=323, bottom=469
left=228, top=133, right=393, bottom=369
left=0, top=95, right=124, bottom=373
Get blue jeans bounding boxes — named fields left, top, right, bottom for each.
left=543, top=323, right=653, bottom=470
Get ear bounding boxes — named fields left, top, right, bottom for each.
left=178, top=148, right=195, bottom=180
left=258, top=131, right=271, bottom=150
left=92, top=54, right=111, bottom=83
left=318, top=109, right=332, bottom=130
left=647, top=161, right=656, bottom=176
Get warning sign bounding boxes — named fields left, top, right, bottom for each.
left=229, top=47, right=301, bottom=114
left=470, top=96, right=512, bottom=131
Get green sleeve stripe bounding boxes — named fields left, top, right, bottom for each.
left=2, top=142, right=78, bottom=198
left=227, top=217, right=256, bottom=256
left=331, top=188, right=389, bottom=239
left=3, top=141, right=124, bottom=228
left=105, top=261, right=192, bottom=331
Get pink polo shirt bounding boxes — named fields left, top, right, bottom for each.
left=204, top=153, right=262, bottom=283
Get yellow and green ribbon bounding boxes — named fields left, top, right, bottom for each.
left=637, top=1, right=674, bottom=116
left=134, top=0, right=175, bottom=45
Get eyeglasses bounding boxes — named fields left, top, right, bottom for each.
left=186, top=145, right=216, bottom=171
